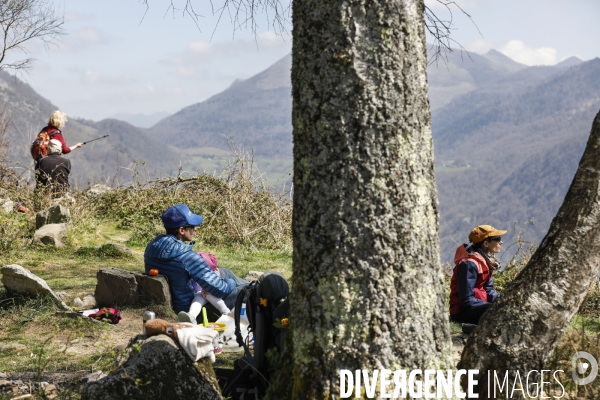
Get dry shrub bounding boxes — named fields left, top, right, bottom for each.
left=89, top=150, right=292, bottom=250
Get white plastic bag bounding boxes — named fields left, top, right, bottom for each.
left=216, top=313, right=252, bottom=352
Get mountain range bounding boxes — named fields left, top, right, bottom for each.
left=2, top=49, right=599, bottom=262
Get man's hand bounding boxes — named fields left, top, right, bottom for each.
left=72, top=142, right=84, bottom=149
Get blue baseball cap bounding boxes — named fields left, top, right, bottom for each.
left=161, top=204, right=203, bottom=229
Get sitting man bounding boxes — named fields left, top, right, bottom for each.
left=144, top=204, right=249, bottom=322
left=35, top=138, right=71, bottom=195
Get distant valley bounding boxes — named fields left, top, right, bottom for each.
left=2, top=49, right=599, bottom=262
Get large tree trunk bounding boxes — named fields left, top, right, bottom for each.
left=290, top=0, right=453, bottom=398
left=460, top=109, right=600, bottom=395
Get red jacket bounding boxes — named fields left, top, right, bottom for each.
left=449, top=244, right=498, bottom=315
left=41, top=127, right=72, bottom=154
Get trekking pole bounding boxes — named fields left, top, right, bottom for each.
left=83, top=135, right=109, bottom=145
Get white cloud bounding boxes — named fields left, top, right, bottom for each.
left=464, top=39, right=558, bottom=66
left=188, top=41, right=213, bottom=55
left=465, top=39, right=494, bottom=54
left=76, top=27, right=108, bottom=44
left=498, top=40, right=557, bottom=66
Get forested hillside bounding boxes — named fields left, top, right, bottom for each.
left=434, top=58, right=600, bottom=260
left=148, top=54, right=293, bottom=158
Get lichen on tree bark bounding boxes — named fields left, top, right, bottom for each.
left=290, top=0, right=453, bottom=398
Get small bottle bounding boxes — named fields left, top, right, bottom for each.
left=240, top=303, right=248, bottom=323
left=143, top=311, right=156, bottom=335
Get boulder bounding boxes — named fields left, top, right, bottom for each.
left=32, top=223, right=68, bottom=247
left=94, top=269, right=171, bottom=308
left=136, top=274, right=171, bottom=307
left=35, top=205, right=71, bottom=229
left=0, top=198, right=14, bottom=213
left=82, top=335, right=222, bottom=400
left=55, top=291, right=71, bottom=302
left=73, top=295, right=97, bottom=309
left=94, top=269, right=138, bottom=308
left=86, top=184, right=111, bottom=197
left=0, top=265, right=71, bottom=311
left=244, top=270, right=264, bottom=282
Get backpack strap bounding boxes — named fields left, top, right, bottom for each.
left=43, top=127, right=61, bottom=138
left=234, top=283, right=252, bottom=347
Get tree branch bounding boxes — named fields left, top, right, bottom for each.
left=0, top=0, right=65, bottom=72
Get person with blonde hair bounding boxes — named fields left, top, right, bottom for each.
left=40, top=110, right=84, bottom=155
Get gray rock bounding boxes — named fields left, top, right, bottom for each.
left=49, top=193, right=76, bottom=207
left=35, top=205, right=71, bottom=229
left=136, top=274, right=171, bottom=307
left=244, top=270, right=264, bottom=282
left=82, top=295, right=97, bottom=308
left=73, top=295, right=97, bottom=309
left=0, top=379, right=10, bottom=387
left=0, top=198, right=14, bottom=213
left=55, top=291, right=70, bottom=301
left=82, top=371, right=107, bottom=383
left=95, top=269, right=138, bottom=307
left=0, top=372, right=6, bottom=378
left=82, top=335, right=222, bottom=400
left=0, top=343, right=27, bottom=351
left=0, top=265, right=71, bottom=311
left=86, top=184, right=111, bottom=196
left=93, top=269, right=171, bottom=308
left=32, top=223, right=68, bottom=247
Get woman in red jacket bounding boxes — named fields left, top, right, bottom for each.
left=449, top=225, right=505, bottom=331
left=39, top=111, right=84, bottom=155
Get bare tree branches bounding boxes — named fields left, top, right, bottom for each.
left=0, top=0, right=65, bottom=71
left=424, top=0, right=482, bottom=66
left=141, top=0, right=290, bottom=39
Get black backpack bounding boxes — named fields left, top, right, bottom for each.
left=216, top=271, right=289, bottom=399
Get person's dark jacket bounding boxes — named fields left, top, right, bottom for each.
left=144, top=234, right=236, bottom=313
left=35, top=154, right=71, bottom=191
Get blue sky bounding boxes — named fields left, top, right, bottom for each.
left=14, top=0, right=600, bottom=121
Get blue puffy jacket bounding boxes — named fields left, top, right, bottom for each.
left=144, top=234, right=236, bottom=313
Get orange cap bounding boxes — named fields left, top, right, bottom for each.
left=468, top=225, right=507, bottom=244
left=149, top=269, right=159, bottom=276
